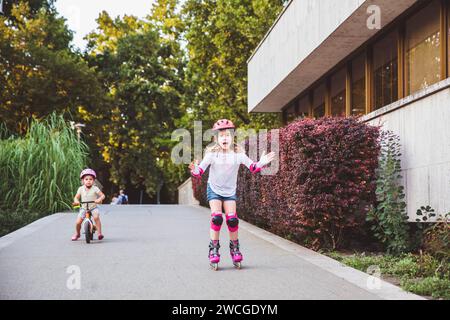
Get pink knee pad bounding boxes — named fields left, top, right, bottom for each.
left=226, top=213, right=239, bottom=232
left=210, top=212, right=223, bottom=231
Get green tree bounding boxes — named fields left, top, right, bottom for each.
left=181, top=0, right=285, bottom=131
left=1, top=0, right=53, bottom=17
left=0, top=0, right=105, bottom=133
left=84, top=6, right=186, bottom=202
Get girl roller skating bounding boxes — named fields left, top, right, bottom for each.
left=189, top=119, right=275, bottom=270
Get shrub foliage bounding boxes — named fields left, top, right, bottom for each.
left=193, top=117, right=380, bottom=250
left=367, top=130, right=409, bottom=255
left=0, top=114, right=88, bottom=236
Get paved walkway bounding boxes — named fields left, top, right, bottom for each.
left=0, top=205, right=423, bottom=300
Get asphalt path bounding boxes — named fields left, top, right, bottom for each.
left=0, top=205, right=418, bottom=300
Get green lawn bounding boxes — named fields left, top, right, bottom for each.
left=325, top=251, right=450, bottom=300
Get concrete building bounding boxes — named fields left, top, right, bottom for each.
left=248, top=0, right=450, bottom=220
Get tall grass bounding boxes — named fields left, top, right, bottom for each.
left=0, top=114, right=88, bottom=236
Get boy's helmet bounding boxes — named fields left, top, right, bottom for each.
left=212, top=119, right=235, bottom=131
left=80, top=168, right=96, bottom=179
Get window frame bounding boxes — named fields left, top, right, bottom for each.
left=282, top=0, right=450, bottom=125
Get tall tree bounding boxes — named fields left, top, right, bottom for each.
left=182, top=0, right=285, bottom=131
left=84, top=5, right=186, bottom=202
left=1, top=0, right=53, bottom=17
left=0, top=0, right=105, bottom=133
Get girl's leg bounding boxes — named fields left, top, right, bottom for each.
left=75, top=217, right=83, bottom=235
left=224, top=200, right=243, bottom=264
left=72, top=217, right=83, bottom=240
left=209, top=200, right=223, bottom=240
left=93, top=215, right=102, bottom=235
left=92, top=209, right=103, bottom=240
left=208, top=200, right=223, bottom=266
left=223, top=201, right=238, bottom=240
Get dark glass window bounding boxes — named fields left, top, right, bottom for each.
left=285, top=103, right=297, bottom=123
left=351, top=53, right=366, bottom=115
left=297, top=95, right=310, bottom=119
left=330, top=68, right=347, bottom=116
left=405, top=0, right=441, bottom=95
left=313, top=84, right=326, bottom=118
left=373, top=31, right=398, bottom=109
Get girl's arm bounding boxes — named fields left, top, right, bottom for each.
left=241, top=151, right=276, bottom=174
left=73, top=189, right=81, bottom=205
left=95, top=190, right=106, bottom=204
left=190, top=152, right=213, bottom=178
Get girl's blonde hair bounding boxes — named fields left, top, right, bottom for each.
left=206, top=131, right=243, bottom=154
left=206, top=142, right=243, bottom=154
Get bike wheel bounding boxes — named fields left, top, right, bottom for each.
left=84, top=221, right=91, bottom=244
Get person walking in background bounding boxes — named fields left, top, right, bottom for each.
left=111, top=193, right=119, bottom=205
left=117, top=190, right=129, bottom=205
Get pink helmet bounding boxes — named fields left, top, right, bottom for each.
left=212, top=119, right=235, bottom=131
left=80, top=168, right=96, bottom=180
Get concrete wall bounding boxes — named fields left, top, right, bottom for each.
left=365, top=80, right=450, bottom=221
left=177, top=178, right=199, bottom=206
left=248, top=0, right=418, bottom=113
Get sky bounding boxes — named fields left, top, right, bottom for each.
left=55, top=0, right=156, bottom=50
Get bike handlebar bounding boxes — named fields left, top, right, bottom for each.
left=72, top=201, right=97, bottom=210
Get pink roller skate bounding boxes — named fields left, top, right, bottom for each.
left=230, top=240, right=243, bottom=269
left=209, top=240, right=221, bottom=271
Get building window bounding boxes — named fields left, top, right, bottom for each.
left=330, top=68, right=346, bottom=116
left=351, top=53, right=366, bottom=115
left=281, top=0, right=448, bottom=119
left=297, top=95, right=310, bottom=119
left=285, top=102, right=297, bottom=123
left=284, top=96, right=310, bottom=124
left=405, top=0, right=441, bottom=95
left=373, top=31, right=398, bottom=110
left=313, top=83, right=326, bottom=118
left=448, top=0, right=450, bottom=75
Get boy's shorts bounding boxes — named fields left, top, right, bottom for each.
left=207, top=183, right=237, bottom=202
left=78, top=207, right=100, bottom=219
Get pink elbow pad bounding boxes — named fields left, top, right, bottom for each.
left=191, top=167, right=204, bottom=179
left=249, top=162, right=262, bottom=174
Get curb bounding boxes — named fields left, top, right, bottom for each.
left=190, top=204, right=425, bottom=300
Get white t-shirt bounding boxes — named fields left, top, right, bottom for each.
left=198, top=151, right=255, bottom=197
left=77, top=185, right=101, bottom=210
